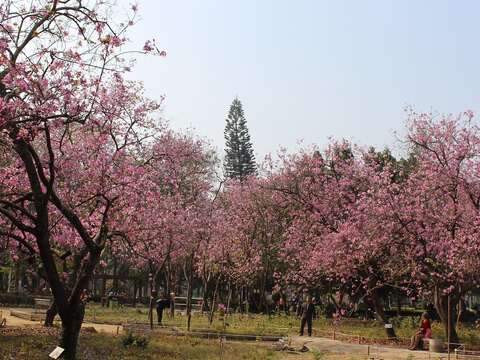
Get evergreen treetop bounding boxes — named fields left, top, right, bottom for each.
left=224, top=97, right=257, bottom=180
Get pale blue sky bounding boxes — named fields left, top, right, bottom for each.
left=127, top=0, right=480, bottom=159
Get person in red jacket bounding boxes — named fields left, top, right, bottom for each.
left=409, top=312, right=432, bottom=350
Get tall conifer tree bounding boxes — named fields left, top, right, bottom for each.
left=224, top=97, right=257, bottom=180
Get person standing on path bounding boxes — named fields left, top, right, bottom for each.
left=156, top=294, right=171, bottom=325
left=300, top=295, right=316, bottom=336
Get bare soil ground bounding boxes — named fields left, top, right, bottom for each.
left=0, top=307, right=122, bottom=334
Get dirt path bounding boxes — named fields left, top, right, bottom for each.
left=0, top=308, right=122, bottom=334
left=290, top=336, right=450, bottom=359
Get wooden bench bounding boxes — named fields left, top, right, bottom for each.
left=34, top=297, right=53, bottom=309
left=173, top=297, right=203, bottom=314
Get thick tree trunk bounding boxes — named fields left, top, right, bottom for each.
left=148, top=294, right=154, bottom=330
left=44, top=301, right=57, bottom=327
left=132, top=280, right=137, bottom=307
left=223, top=282, right=232, bottom=330
left=112, top=259, right=118, bottom=290
left=59, top=249, right=102, bottom=359
left=209, top=275, right=221, bottom=325
left=166, top=259, right=175, bottom=319
left=186, top=283, right=193, bottom=331
left=396, top=295, right=401, bottom=317
left=60, top=303, right=85, bottom=360
left=259, top=272, right=268, bottom=314
left=201, top=272, right=210, bottom=313
left=165, top=273, right=170, bottom=297
left=433, top=287, right=459, bottom=346
left=92, top=276, right=97, bottom=297
left=7, top=267, right=12, bottom=293
left=148, top=272, right=157, bottom=330
left=239, top=286, right=244, bottom=313
left=369, top=290, right=397, bottom=339
left=456, top=297, right=465, bottom=327
left=329, top=293, right=342, bottom=313
left=101, top=277, right=106, bottom=305
left=185, top=256, right=194, bottom=332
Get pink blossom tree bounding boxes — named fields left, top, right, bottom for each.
left=112, top=131, right=217, bottom=329
left=269, top=144, right=410, bottom=337
left=0, top=1, right=163, bottom=357
left=380, top=110, right=480, bottom=343
left=213, top=176, right=293, bottom=313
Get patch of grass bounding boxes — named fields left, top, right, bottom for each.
left=84, top=304, right=296, bottom=335
left=312, top=315, right=480, bottom=346
left=83, top=305, right=480, bottom=346
left=0, top=331, right=283, bottom=360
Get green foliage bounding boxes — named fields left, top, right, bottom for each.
left=389, top=315, right=419, bottom=330
left=121, top=332, right=149, bottom=349
left=224, top=97, right=256, bottom=180
left=364, top=146, right=418, bottom=183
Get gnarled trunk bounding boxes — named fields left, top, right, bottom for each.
left=369, top=290, right=397, bottom=339
left=201, top=270, right=211, bottom=313
left=223, top=281, right=232, bottom=329
left=60, top=303, right=85, bottom=360
left=44, top=301, right=57, bottom=327
left=209, top=275, right=221, bottom=325
left=185, top=255, right=194, bottom=332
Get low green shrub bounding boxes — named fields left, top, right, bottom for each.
left=121, top=332, right=149, bottom=349
left=311, top=349, right=326, bottom=360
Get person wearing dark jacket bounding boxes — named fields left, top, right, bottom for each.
left=156, top=295, right=170, bottom=325
left=300, top=295, right=315, bottom=336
